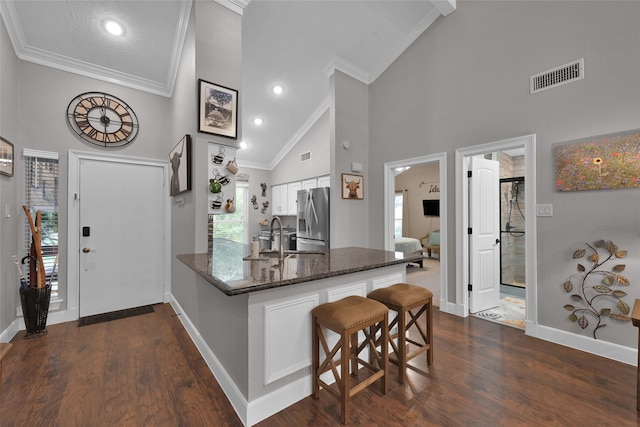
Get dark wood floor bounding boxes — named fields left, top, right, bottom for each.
left=2, top=303, right=639, bottom=426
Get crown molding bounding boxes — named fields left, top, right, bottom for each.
left=0, top=0, right=192, bottom=98
left=214, top=0, right=250, bottom=16
left=236, top=159, right=271, bottom=170
left=323, top=56, right=370, bottom=84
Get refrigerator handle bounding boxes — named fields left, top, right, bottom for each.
left=305, top=192, right=311, bottom=235
left=309, top=192, right=318, bottom=226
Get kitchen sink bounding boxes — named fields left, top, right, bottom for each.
left=243, top=250, right=326, bottom=261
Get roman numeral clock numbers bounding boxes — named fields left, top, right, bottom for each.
left=66, top=92, right=139, bottom=147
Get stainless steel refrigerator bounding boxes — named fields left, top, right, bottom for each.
left=296, top=187, right=330, bottom=251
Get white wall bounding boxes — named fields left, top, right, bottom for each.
left=368, top=0, right=640, bottom=347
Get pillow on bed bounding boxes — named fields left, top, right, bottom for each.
left=428, top=231, right=440, bottom=246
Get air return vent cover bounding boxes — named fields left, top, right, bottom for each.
left=300, top=151, right=312, bottom=162
left=530, top=58, right=584, bottom=94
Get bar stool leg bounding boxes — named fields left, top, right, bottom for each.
left=398, top=309, right=407, bottom=384
left=312, top=315, right=320, bottom=399
left=381, top=313, right=389, bottom=394
left=427, top=300, right=433, bottom=365
left=341, top=331, right=350, bottom=425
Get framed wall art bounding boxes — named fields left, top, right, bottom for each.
left=169, top=134, right=191, bottom=196
left=198, top=79, right=238, bottom=139
left=342, top=173, right=364, bottom=199
left=555, top=129, right=640, bottom=192
left=0, top=137, right=14, bottom=177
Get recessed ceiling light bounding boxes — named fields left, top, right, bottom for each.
left=104, top=20, right=124, bottom=36
left=253, top=118, right=263, bottom=126
left=272, top=85, right=284, bottom=95
left=239, top=141, right=248, bottom=149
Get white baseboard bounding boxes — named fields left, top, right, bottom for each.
left=436, top=303, right=637, bottom=366
left=0, top=319, right=19, bottom=343
left=169, top=295, right=250, bottom=426
left=534, top=323, right=637, bottom=366
left=169, top=294, right=314, bottom=427
left=246, top=376, right=312, bottom=426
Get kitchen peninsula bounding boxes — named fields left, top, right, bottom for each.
left=175, top=243, right=422, bottom=426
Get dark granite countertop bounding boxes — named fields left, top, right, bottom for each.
left=177, top=243, right=423, bottom=296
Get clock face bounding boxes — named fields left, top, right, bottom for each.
left=66, top=92, right=139, bottom=147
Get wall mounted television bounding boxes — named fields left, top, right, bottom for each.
left=422, top=199, right=440, bottom=217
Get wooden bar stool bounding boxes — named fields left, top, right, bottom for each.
left=312, top=295, right=389, bottom=424
left=368, top=283, right=433, bottom=384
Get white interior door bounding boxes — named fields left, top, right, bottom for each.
left=469, top=156, right=501, bottom=313
left=79, top=159, right=165, bottom=317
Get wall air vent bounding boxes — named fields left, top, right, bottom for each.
left=530, top=58, right=584, bottom=94
left=300, top=151, right=312, bottom=162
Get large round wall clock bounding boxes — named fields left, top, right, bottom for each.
left=66, top=92, right=139, bottom=147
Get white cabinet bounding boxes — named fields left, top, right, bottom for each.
left=272, top=184, right=288, bottom=215
left=317, top=175, right=330, bottom=188
left=272, top=176, right=329, bottom=215
left=301, top=178, right=317, bottom=190
left=287, top=182, right=301, bottom=215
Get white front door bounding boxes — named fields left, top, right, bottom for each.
left=469, top=156, right=501, bottom=313
left=79, top=158, right=165, bottom=317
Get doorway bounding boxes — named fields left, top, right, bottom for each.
left=456, top=134, right=537, bottom=332
left=67, top=152, right=170, bottom=320
left=384, top=153, right=447, bottom=310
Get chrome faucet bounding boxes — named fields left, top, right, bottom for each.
left=270, top=216, right=284, bottom=260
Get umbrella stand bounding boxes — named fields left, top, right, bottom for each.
left=19, top=207, right=52, bottom=338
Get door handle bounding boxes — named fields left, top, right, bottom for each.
left=495, top=239, right=501, bottom=245
left=82, top=247, right=91, bottom=253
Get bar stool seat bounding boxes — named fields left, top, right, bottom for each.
left=368, top=283, right=433, bottom=384
left=312, top=295, right=389, bottom=424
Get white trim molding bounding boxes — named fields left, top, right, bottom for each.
left=455, top=134, right=537, bottom=329
left=383, top=152, right=448, bottom=311
left=67, top=151, right=171, bottom=321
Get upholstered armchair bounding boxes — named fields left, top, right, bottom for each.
left=420, top=231, right=440, bottom=260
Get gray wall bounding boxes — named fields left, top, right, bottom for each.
left=0, top=15, right=172, bottom=331
left=330, top=71, right=370, bottom=249
left=0, top=17, right=19, bottom=334
left=270, top=109, right=330, bottom=186
left=237, top=166, right=273, bottom=240
left=395, top=163, right=440, bottom=239
left=14, top=63, right=171, bottom=313
left=369, top=0, right=640, bottom=346
left=173, top=0, right=248, bottom=397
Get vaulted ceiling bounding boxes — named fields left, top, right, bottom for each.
left=0, top=0, right=455, bottom=168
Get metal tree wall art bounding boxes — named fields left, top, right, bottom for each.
left=562, top=240, right=631, bottom=339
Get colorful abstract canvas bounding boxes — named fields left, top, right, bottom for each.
left=555, top=130, right=640, bottom=192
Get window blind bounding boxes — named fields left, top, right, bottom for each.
left=23, top=149, right=59, bottom=291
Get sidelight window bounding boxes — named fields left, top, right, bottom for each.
left=23, top=149, right=59, bottom=293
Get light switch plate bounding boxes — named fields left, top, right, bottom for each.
left=536, top=204, right=553, bottom=217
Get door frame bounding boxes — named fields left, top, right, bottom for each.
left=383, top=152, right=448, bottom=310
left=455, top=134, right=537, bottom=333
left=67, top=151, right=171, bottom=321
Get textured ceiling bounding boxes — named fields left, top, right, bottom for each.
left=0, top=0, right=454, bottom=168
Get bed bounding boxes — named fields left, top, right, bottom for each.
left=394, top=237, right=423, bottom=268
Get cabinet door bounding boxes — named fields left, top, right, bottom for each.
left=317, top=175, right=330, bottom=188
left=272, top=184, right=286, bottom=214
left=301, top=178, right=317, bottom=190
left=287, top=182, right=302, bottom=215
